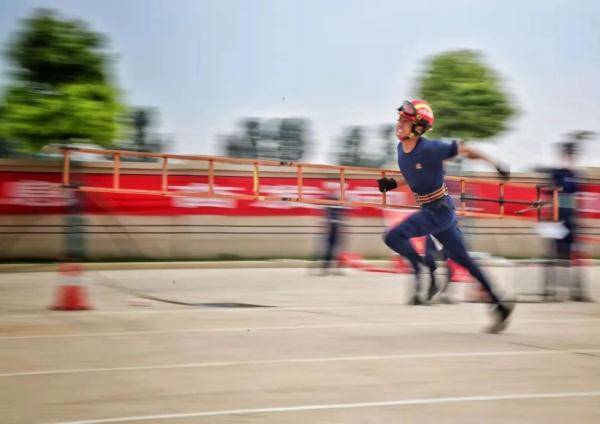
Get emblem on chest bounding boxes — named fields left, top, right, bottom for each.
left=416, top=163, right=423, bottom=170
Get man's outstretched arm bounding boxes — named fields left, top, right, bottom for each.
left=456, top=140, right=510, bottom=179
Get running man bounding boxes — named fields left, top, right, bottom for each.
left=377, top=99, right=513, bottom=333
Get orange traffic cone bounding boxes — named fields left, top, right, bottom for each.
left=51, top=263, right=92, bottom=311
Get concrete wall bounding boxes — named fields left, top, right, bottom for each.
left=2, top=213, right=598, bottom=260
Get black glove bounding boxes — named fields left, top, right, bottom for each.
left=377, top=177, right=397, bottom=193
left=494, top=162, right=510, bottom=179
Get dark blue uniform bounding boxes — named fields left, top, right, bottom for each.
left=322, top=205, right=344, bottom=270
left=542, top=165, right=592, bottom=301
left=383, top=137, right=502, bottom=305
left=550, top=168, right=578, bottom=258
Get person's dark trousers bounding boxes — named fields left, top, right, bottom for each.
left=384, top=198, right=502, bottom=306
left=322, top=226, right=339, bottom=270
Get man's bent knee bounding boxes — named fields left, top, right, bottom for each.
left=384, top=226, right=408, bottom=249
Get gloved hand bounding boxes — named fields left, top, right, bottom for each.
left=377, top=177, right=398, bottom=193
left=494, top=162, right=510, bottom=179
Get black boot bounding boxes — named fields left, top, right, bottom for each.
left=410, top=295, right=425, bottom=305
left=409, top=272, right=428, bottom=306
left=571, top=294, right=594, bottom=302
left=570, top=269, right=594, bottom=302
left=487, top=302, right=515, bottom=334
left=438, top=275, right=455, bottom=304
left=427, top=273, right=439, bottom=301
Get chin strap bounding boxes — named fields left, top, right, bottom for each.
left=401, top=124, right=423, bottom=141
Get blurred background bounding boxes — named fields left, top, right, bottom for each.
left=1, top=0, right=599, bottom=167
left=0, top=0, right=598, bottom=262
left=2, top=5, right=600, bottom=423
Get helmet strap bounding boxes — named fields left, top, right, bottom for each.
left=401, top=123, right=423, bottom=141
left=401, top=131, right=417, bottom=141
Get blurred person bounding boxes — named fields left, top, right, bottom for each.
left=544, top=141, right=593, bottom=302
left=377, top=99, right=513, bottom=332
left=64, top=178, right=87, bottom=262
left=316, top=189, right=347, bottom=275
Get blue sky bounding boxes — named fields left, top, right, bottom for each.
left=1, top=0, right=599, bottom=170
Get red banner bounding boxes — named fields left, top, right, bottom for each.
left=1, top=171, right=598, bottom=219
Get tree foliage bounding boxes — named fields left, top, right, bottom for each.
left=116, top=107, right=170, bottom=157
left=0, top=9, right=122, bottom=152
left=337, top=127, right=364, bottom=166
left=417, top=50, right=514, bottom=140
left=224, top=118, right=310, bottom=161
left=336, top=124, right=395, bottom=167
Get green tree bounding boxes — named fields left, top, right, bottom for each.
left=417, top=50, right=514, bottom=140
left=277, top=118, right=309, bottom=161
left=116, top=107, right=170, bottom=158
left=334, top=125, right=394, bottom=167
left=133, top=108, right=151, bottom=149
left=242, top=118, right=261, bottom=158
left=223, top=117, right=310, bottom=161
left=337, top=127, right=364, bottom=166
left=378, top=124, right=395, bottom=166
left=0, top=9, right=122, bottom=152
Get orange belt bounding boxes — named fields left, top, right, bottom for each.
left=414, top=185, right=449, bottom=206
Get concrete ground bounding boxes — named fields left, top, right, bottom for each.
left=1, top=265, right=600, bottom=423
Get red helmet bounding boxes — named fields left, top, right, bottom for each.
left=398, top=99, right=434, bottom=133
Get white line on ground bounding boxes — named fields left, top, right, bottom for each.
left=0, top=305, right=398, bottom=319
left=3, top=302, right=598, bottom=319
left=2, top=318, right=599, bottom=341
left=3, top=349, right=600, bottom=378
left=45, top=391, right=600, bottom=424
left=0, top=305, right=411, bottom=318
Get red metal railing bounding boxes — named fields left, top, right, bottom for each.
left=60, top=146, right=559, bottom=221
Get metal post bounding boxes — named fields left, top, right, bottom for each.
left=113, top=153, right=120, bottom=189
left=161, top=157, right=168, bottom=193
left=62, top=149, right=71, bottom=186
left=208, top=159, right=215, bottom=195
left=381, top=170, right=387, bottom=207
left=297, top=165, right=303, bottom=201
left=339, top=168, right=346, bottom=203
left=460, top=179, right=466, bottom=214
left=253, top=163, right=260, bottom=198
